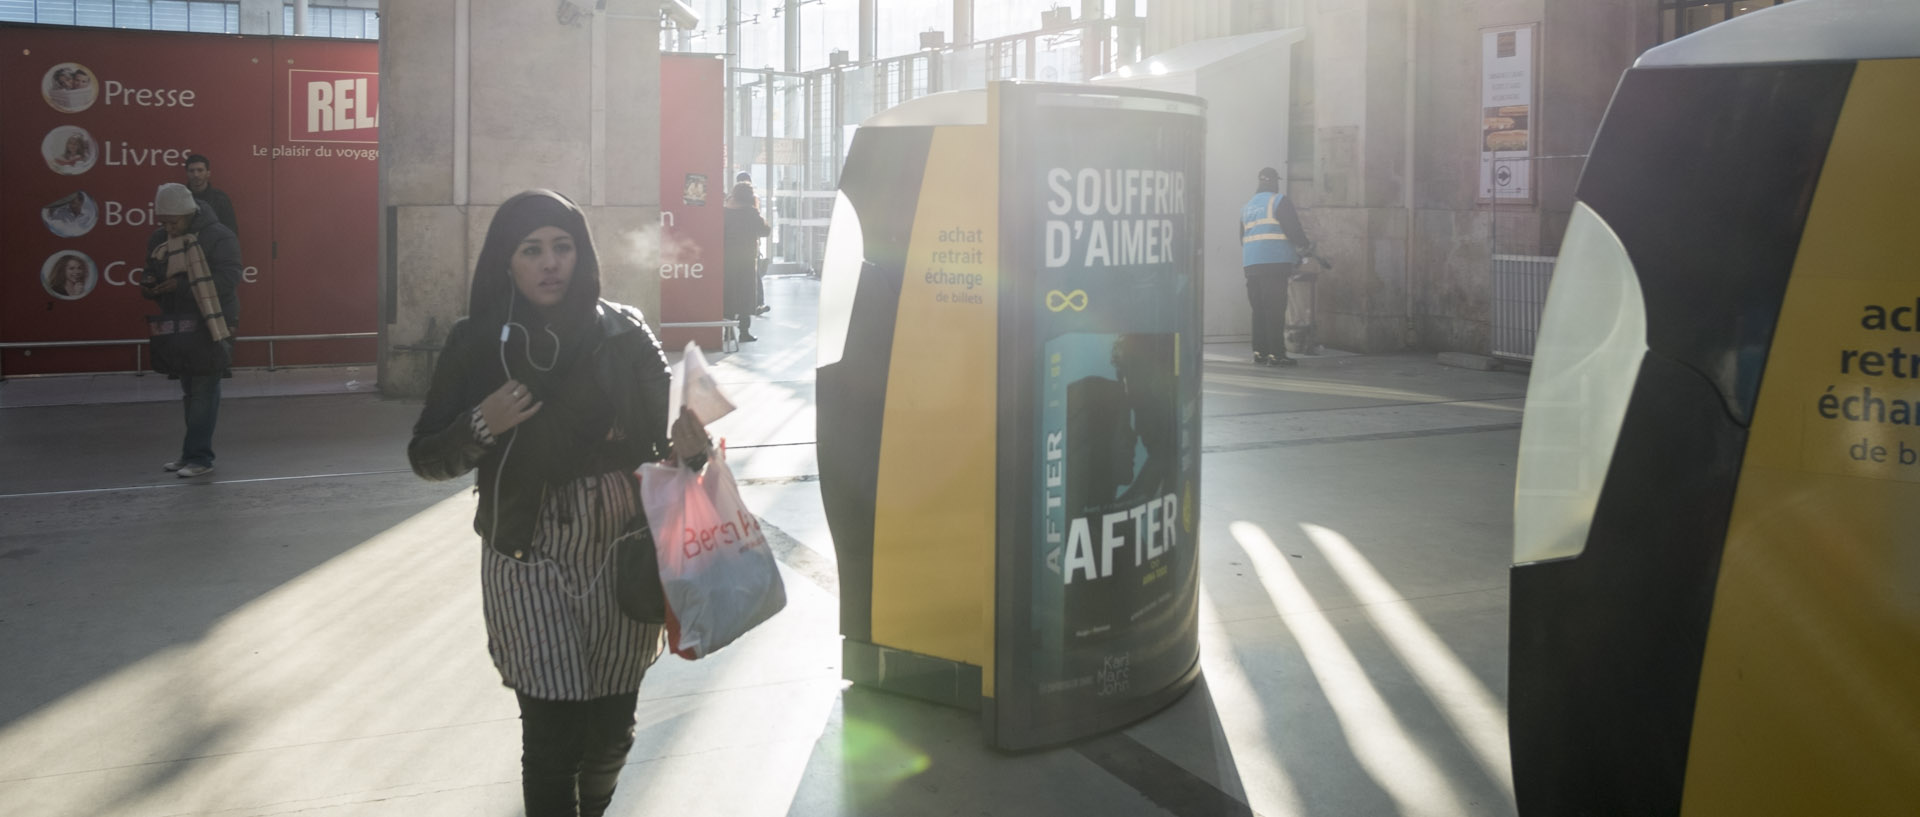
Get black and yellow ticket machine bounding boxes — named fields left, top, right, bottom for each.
left=1509, top=1, right=1920, bottom=814
left=815, top=82, right=1207, bottom=750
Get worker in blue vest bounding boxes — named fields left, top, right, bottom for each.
left=1241, top=166, right=1312, bottom=366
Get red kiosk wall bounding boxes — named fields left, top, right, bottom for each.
left=0, top=26, right=376, bottom=376
left=658, top=53, right=726, bottom=352
left=268, top=38, right=378, bottom=367
left=2, top=27, right=271, bottom=375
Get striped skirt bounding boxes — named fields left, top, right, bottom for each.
left=482, top=471, right=666, bottom=700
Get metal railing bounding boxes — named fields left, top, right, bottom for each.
left=1487, top=154, right=1589, bottom=361
left=0, top=332, right=377, bottom=380
left=658, top=320, right=740, bottom=353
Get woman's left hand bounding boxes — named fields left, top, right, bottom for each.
left=670, top=406, right=712, bottom=463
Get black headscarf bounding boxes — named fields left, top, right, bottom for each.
left=470, top=190, right=601, bottom=335
left=464, top=190, right=604, bottom=392
left=465, top=190, right=616, bottom=485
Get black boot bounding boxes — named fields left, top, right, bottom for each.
left=575, top=693, right=639, bottom=817
left=517, top=693, right=587, bottom=817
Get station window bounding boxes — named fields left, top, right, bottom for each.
left=281, top=4, right=378, bottom=40
left=0, top=0, right=239, bottom=33
left=874, top=0, right=949, bottom=63
left=1658, top=0, right=1791, bottom=43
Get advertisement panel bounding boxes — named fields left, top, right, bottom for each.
left=0, top=26, right=376, bottom=376
left=1479, top=24, right=1537, bottom=203
left=267, top=38, right=379, bottom=366
left=658, top=53, right=727, bottom=351
left=998, top=86, right=1205, bottom=747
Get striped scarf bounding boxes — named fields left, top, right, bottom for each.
left=149, top=233, right=232, bottom=343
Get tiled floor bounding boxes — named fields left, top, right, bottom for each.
left=0, top=276, right=1533, bottom=816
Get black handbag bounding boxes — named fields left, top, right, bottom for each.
left=614, top=512, right=668, bottom=624
left=146, top=313, right=230, bottom=376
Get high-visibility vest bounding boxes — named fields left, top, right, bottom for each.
left=1241, top=191, right=1299, bottom=266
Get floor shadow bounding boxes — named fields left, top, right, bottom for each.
left=1074, top=674, right=1255, bottom=817
left=784, top=676, right=1256, bottom=817
left=0, top=473, right=465, bottom=731
left=1202, top=540, right=1406, bottom=816
left=1195, top=427, right=1522, bottom=816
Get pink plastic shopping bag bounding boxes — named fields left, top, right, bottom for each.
left=638, top=444, right=786, bottom=659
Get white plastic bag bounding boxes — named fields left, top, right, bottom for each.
left=668, top=340, right=736, bottom=431
left=639, top=445, right=786, bottom=659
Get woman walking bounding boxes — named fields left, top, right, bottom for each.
left=408, top=190, right=707, bottom=817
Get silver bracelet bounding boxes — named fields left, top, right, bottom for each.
left=470, top=406, right=496, bottom=445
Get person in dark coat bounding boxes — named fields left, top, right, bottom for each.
left=407, top=190, right=710, bottom=817
left=722, top=183, right=770, bottom=343
left=141, top=182, right=241, bottom=478
left=733, top=173, right=772, bottom=316
left=184, top=153, right=239, bottom=238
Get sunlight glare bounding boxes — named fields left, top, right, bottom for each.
left=1301, top=523, right=1515, bottom=800
left=1229, top=521, right=1471, bottom=817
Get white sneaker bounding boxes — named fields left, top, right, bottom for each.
left=176, top=463, right=214, bottom=478
left=163, top=460, right=185, bottom=472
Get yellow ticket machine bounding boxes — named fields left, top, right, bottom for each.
left=817, top=82, right=1207, bottom=750
left=1510, top=2, right=1920, bottom=813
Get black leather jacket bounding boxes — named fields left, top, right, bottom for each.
left=408, top=301, right=673, bottom=560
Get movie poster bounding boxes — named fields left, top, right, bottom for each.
left=1015, top=88, right=1205, bottom=731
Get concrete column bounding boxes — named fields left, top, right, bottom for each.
left=1289, top=0, right=1424, bottom=353
left=953, top=0, right=972, bottom=47
left=726, top=0, right=740, bottom=66
left=785, top=0, right=801, bottom=72
left=378, top=0, right=662, bottom=397
left=725, top=0, right=739, bottom=177
left=1148, top=0, right=1646, bottom=356
left=237, top=0, right=278, bottom=35
left=857, top=0, right=875, bottom=63
left=1080, top=0, right=1103, bottom=78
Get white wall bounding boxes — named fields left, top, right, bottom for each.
left=1197, top=44, right=1292, bottom=340
left=1100, top=32, right=1298, bottom=340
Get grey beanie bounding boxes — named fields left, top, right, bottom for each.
left=154, top=183, right=198, bottom=216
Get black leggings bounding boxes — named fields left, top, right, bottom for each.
left=516, top=691, right=640, bottom=817
left=1245, top=263, right=1294, bottom=357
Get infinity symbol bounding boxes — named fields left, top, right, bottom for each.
left=1046, top=289, right=1089, bottom=312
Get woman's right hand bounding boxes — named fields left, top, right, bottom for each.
left=478, top=379, right=541, bottom=436
left=670, top=406, right=712, bottom=464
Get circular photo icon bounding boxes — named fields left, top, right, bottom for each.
left=42, top=62, right=99, bottom=113
left=41, top=191, right=99, bottom=238
left=42, top=250, right=99, bottom=301
left=43, top=126, right=98, bottom=175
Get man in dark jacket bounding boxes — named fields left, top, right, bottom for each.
left=142, top=182, right=242, bottom=478
left=184, top=153, right=239, bottom=238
